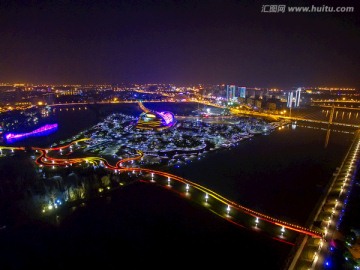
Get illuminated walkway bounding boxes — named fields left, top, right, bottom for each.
left=27, top=138, right=324, bottom=244
left=285, top=130, right=360, bottom=269
left=137, top=100, right=151, bottom=113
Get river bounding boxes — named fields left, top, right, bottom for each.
left=0, top=102, right=357, bottom=269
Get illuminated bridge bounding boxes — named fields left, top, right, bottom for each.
left=227, top=107, right=360, bottom=129
left=194, top=101, right=360, bottom=128
left=25, top=138, right=324, bottom=245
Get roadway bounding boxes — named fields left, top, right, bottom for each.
left=229, top=107, right=360, bottom=128
left=286, top=129, right=360, bottom=269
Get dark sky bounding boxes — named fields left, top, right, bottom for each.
left=0, top=0, right=359, bottom=88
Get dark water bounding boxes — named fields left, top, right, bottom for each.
left=0, top=183, right=292, bottom=269
left=1, top=102, right=220, bottom=148
left=0, top=102, right=356, bottom=269
left=168, top=125, right=353, bottom=225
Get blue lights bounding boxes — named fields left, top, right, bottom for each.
left=324, top=258, right=333, bottom=268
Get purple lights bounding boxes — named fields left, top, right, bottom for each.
left=136, top=101, right=176, bottom=130
left=5, top=123, right=58, bottom=143
left=158, top=111, right=175, bottom=125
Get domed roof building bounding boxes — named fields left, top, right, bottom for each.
left=135, top=102, right=176, bottom=131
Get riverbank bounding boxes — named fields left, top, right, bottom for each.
left=0, top=181, right=292, bottom=269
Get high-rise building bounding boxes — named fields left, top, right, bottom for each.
left=287, top=88, right=302, bottom=108
left=226, top=85, right=236, bottom=101
left=294, top=88, right=301, bottom=107
left=287, top=91, right=293, bottom=108
left=239, top=87, right=246, bottom=98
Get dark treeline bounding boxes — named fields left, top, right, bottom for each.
left=0, top=150, right=137, bottom=228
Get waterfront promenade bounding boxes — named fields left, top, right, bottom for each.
left=285, top=129, right=360, bottom=269
left=31, top=138, right=323, bottom=242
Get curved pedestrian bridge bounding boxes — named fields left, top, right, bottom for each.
left=25, top=138, right=324, bottom=244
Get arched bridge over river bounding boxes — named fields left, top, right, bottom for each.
left=17, top=138, right=324, bottom=245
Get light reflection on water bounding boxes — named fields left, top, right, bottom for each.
left=5, top=103, right=357, bottom=227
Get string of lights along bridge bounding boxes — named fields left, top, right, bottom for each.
left=0, top=138, right=324, bottom=243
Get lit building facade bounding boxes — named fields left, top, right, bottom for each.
left=135, top=102, right=176, bottom=131
left=239, top=87, right=246, bottom=98
left=226, top=85, right=236, bottom=101
left=287, top=88, right=302, bottom=108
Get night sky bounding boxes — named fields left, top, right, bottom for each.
left=0, top=0, right=359, bottom=88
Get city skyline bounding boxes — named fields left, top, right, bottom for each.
left=0, top=82, right=357, bottom=92
left=0, top=0, right=359, bottom=88
left=1, top=2, right=360, bottom=268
